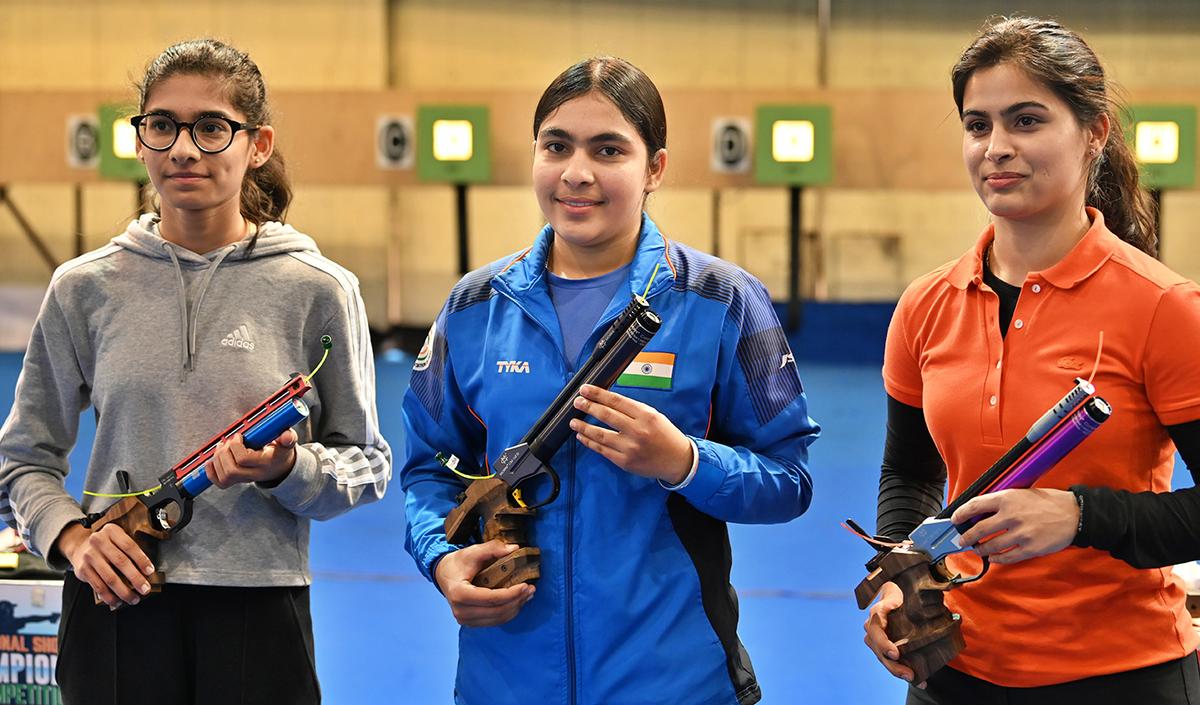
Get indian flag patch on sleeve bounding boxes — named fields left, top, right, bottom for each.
left=617, top=352, right=675, bottom=391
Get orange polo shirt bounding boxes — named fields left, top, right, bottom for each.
left=883, top=208, right=1200, bottom=687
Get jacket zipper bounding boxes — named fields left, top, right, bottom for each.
left=495, top=280, right=661, bottom=705
left=566, top=440, right=577, bottom=705
left=493, top=284, right=580, bottom=704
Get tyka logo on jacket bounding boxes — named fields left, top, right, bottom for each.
left=496, top=360, right=530, bottom=374
left=221, top=325, right=256, bottom=351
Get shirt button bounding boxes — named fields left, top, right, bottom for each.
left=1031, top=284, right=1042, bottom=293
left=989, top=395, right=997, bottom=406
left=1014, top=319, right=1024, bottom=329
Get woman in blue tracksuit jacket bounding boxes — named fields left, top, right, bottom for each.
left=401, top=56, right=820, bottom=705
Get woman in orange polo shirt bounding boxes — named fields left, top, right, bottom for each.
left=863, top=16, right=1200, bottom=704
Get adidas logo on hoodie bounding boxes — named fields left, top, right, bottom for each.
left=221, top=324, right=255, bottom=351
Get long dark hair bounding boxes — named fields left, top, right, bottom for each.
left=533, top=56, right=667, bottom=159
left=951, top=17, right=1156, bottom=256
left=138, top=39, right=291, bottom=230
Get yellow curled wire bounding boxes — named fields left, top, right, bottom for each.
left=83, top=484, right=162, bottom=499
left=304, top=335, right=334, bottom=384
left=450, top=467, right=496, bottom=481
left=438, top=452, right=495, bottom=481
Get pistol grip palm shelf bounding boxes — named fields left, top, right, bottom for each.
left=445, top=477, right=540, bottom=588
left=856, top=548, right=965, bottom=685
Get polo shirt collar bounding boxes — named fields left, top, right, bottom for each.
left=946, top=207, right=1117, bottom=291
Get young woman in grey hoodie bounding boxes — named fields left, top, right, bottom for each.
left=0, top=39, right=390, bottom=704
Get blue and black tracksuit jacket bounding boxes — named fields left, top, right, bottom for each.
left=401, top=215, right=820, bottom=705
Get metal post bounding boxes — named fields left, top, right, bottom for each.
left=788, top=185, right=803, bottom=331
left=456, top=183, right=470, bottom=275
left=0, top=185, right=58, bottom=273
left=816, top=0, right=831, bottom=88
left=74, top=183, right=85, bottom=257
left=384, top=0, right=397, bottom=89
left=1151, top=188, right=1163, bottom=261
left=711, top=189, right=721, bottom=257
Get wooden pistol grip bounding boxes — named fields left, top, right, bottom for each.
left=444, top=477, right=540, bottom=588
left=445, top=478, right=510, bottom=544
left=474, top=547, right=541, bottom=589
left=856, top=548, right=964, bottom=684
left=856, top=564, right=893, bottom=610
left=89, top=497, right=170, bottom=606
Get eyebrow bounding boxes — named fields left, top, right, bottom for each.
left=143, top=108, right=235, bottom=120
left=962, top=101, right=1051, bottom=120
left=538, top=127, right=635, bottom=145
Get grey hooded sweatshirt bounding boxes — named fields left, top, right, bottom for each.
left=0, top=214, right=390, bottom=586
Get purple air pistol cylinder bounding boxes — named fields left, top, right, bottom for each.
left=957, top=396, right=1110, bottom=532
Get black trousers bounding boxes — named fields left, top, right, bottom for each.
left=907, top=653, right=1200, bottom=705
left=57, top=572, right=321, bottom=705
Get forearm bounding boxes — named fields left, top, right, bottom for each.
left=403, top=476, right=467, bottom=582
left=672, top=438, right=812, bottom=524
left=876, top=468, right=945, bottom=542
left=875, top=395, right=947, bottom=540
left=1070, top=418, right=1200, bottom=569
left=3, top=467, right=86, bottom=567
left=1071, top=484, right=1200, bottom=569
left=52, top=522, right=90, bottom=568
left=264, top=441, right=390, bottom=520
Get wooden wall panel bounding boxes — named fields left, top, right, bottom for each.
left=5, top=87, right=1198, bottom=191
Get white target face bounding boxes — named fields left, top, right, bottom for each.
left=66, top=115, right=100, bottom=168
left=710, top=117, right=752, bottom=174
left=376, top=115, right=415, bottom=170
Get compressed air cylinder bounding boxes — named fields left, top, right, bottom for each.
left=180, top=399, right=310, bottom=497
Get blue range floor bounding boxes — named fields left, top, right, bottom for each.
left=7, top=350, right=1189, bottom=703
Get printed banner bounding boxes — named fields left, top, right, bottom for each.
left=0, top=580, right=61, bottom=705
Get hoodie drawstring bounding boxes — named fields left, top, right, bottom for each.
left=164, top=244, right=190, bottom=373
left=163, top=242, right=236, bottom=374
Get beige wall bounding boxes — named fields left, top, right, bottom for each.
left=830, top=0, right=1200, bottom=89
left=392, top=0, right=820, bottom=91
left=2, top=0, right=1199, bottom=328
left=0, top=0, right=386, bottom=90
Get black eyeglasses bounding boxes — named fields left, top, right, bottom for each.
left=130, top=114, right=259, bottom=154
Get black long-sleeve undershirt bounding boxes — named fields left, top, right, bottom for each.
left=877, top=262, right=1200, bottom=569
left=876, top=395, right=946, bottom=541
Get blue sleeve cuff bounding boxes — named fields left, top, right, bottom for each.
left=658, top=438, right=700, bottom=491
left=426, top=544, right=457, bottom=591
left=674, top=438, right=726, bottom=503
